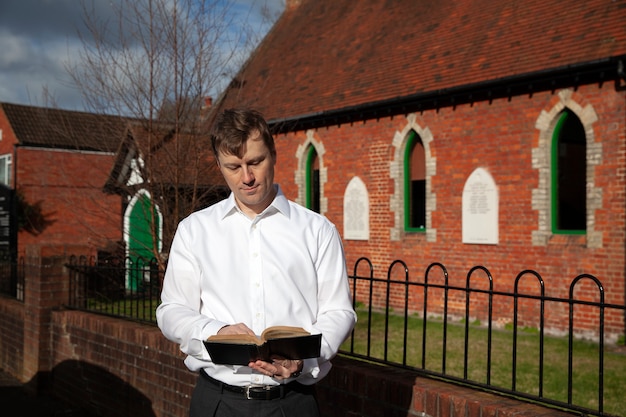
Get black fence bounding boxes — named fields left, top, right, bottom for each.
left=346, top=258, right=626, bottom=417
left=63, top=256, right=626, bottom=417
left=0, top=256, right=24, bottom=301
left=66, top=255, right=161, bottom=324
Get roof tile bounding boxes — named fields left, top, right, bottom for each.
left=1, top=102, right=127, bottom=153
left=215, top=0, right=626, bottom=121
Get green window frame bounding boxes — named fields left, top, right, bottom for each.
left=551, top=109, right=586, bottom=234
left=404, top=131, right=426, bottom=232
left=305, top=146, right=320, bottom=213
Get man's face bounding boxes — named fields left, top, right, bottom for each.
left=217, top=131, right=276, bottom=217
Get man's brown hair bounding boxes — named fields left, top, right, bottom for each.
left=210, top=109, right=276, bottom=160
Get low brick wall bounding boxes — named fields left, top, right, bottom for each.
left=0, top=296, right=24, bottom=379
left=320, top=356, right=574, bottom=417
left=50, top=309, right=194, bottom=417
left=0, top=252, right=577, bottom=416
left=46, top=310, right=574, bottom=417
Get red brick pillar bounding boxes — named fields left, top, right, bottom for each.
left=22, top=246, right=70, bottom=390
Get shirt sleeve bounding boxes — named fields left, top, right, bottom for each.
left=310, top=222, right=357, bottom=361
left=156, top=221, right=227, bottom=360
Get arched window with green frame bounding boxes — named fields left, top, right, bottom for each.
left=404, top=131, right=426, bottom=231
left=551, top=109, right=586, bottom=234
left=306, top=145, right=320, bottom=213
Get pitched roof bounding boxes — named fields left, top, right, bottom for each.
left=104, top=120, right=225, bottom=193
left=213, top=0, right=626, bottom=125
left=132, top=125, right=224, bottom=188
left=1, top=102, right=128, bottom=153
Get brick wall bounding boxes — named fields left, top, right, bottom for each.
left=319, top=356, right=575, bottom=417
left=272, top=85, right=626, bottom=338
left=0, top=253, right=578, bottom=417
left=48, top=310, right=576, bottom=417
left=0, top=109, right=17, bottom=157
left=0, top=297, right=24, bottom=378
left=15, top=147, right=122, bottom=257
left=50, top=310, right=194, bottom=417
left=1, top=106, right=124, bottom=280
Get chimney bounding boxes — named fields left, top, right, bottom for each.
left=285, top=0, right=302, bottom=10
left=200, top=96, right=213, bottom=120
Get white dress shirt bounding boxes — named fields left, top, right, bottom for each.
left=156, top=185, right=356, bottom=387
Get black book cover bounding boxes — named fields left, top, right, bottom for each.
left=204, top=333, right=322, bottom=366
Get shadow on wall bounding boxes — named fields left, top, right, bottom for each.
left=317, top=356, right=417, bottom=416
left=0, top=382, right=85, bottom=416
left=47, top=360, right=157, bottom=417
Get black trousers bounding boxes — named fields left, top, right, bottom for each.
left=189, top=373, right=320, bottom=417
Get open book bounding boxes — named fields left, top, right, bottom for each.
left=203, top=326, right=322, bottom=365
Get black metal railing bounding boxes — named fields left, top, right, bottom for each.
left=345, top=257, right=626, bottom=417
left=66, top=255, right=161, bottom=324
left=63, top=255, right=626, bottom=416
left=0, top=256, right=24, bottom=301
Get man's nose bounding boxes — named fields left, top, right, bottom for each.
left=242, top=166, right=254, bottom=184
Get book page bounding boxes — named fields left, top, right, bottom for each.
left=206, top=333, right=262, bottom=345
left=261, top=326, right=310, bottom=341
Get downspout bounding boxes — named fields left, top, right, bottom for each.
left=10, top=143, right=19, bottom=264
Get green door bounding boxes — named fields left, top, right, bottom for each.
left=126, top=192, right=160, bottom=292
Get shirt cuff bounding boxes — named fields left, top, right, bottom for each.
left=188, top=320, right=230, bottom=360
left=299, top=358, right=320, bottom=379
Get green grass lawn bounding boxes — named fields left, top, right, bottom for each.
left=342, top=309, right=626, bottom=416
left=87, top=297, right=159, bottom=323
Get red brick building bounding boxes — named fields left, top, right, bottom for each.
left=0, top=103, right=126, bottom=259
left=208, top=0, right=626, bottom=338
left=0, top=101, right=226, bottom=284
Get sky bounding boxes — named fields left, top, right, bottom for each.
left=0, top=0, right=284, bottom=111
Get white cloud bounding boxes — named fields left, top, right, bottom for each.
left=0, top=0, right=285, bottom=110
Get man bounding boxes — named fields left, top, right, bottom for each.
left=156, top=108, right=356, bottom=417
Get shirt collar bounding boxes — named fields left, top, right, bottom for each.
left=220, top=184, right=291, bottom=220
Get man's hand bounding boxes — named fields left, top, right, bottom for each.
left=248, top=357, right=303, bottom=380
left=216, top=323, right=256, bottom=336
left=216, top=325, right=303, bottom=379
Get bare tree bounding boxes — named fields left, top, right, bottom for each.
left=63, top=0, right=278, bottom=268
